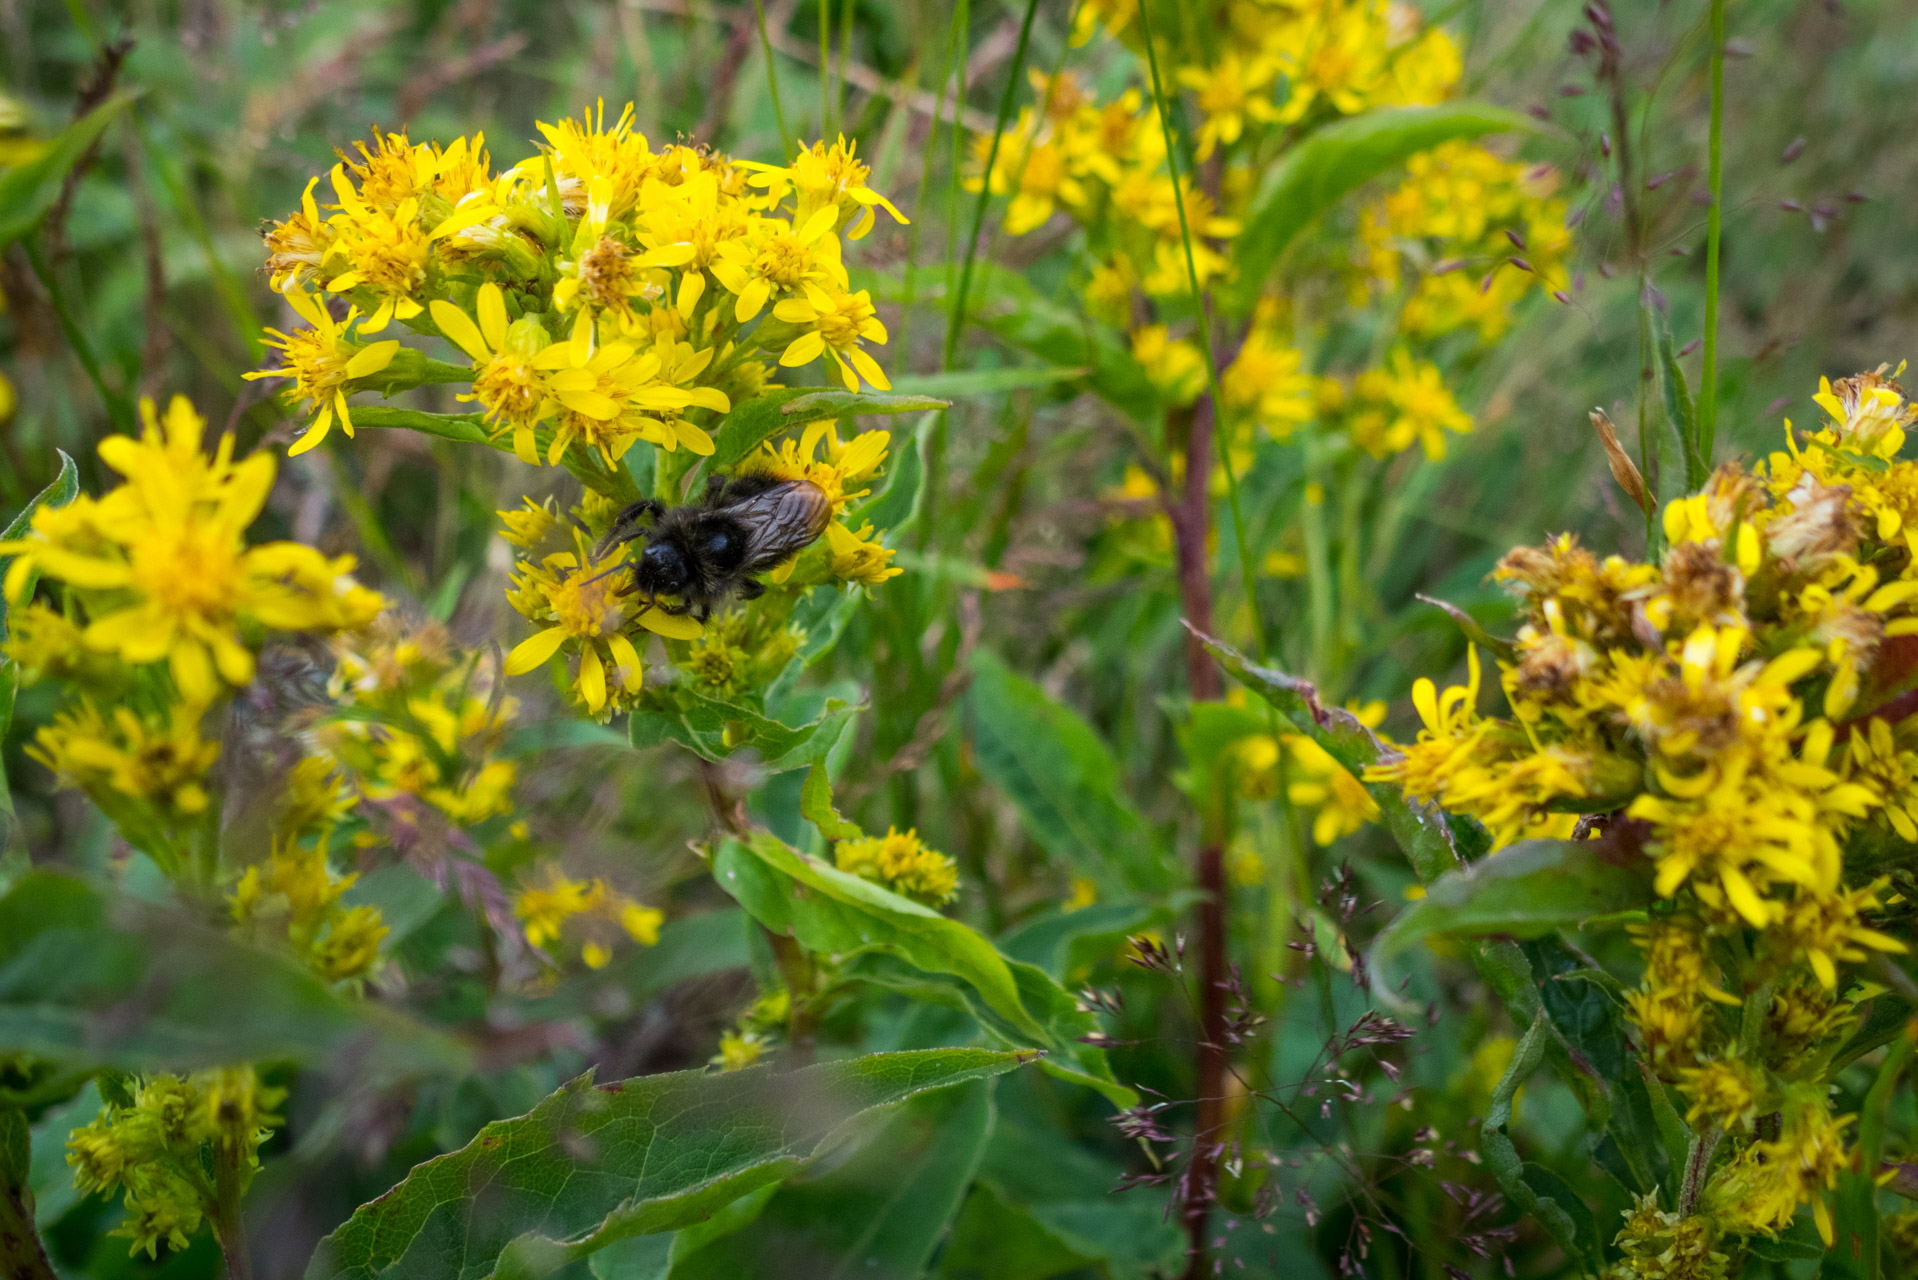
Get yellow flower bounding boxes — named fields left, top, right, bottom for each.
left=1130, top=324, right=1207, bottom=407
left=710, top=206, right=847, bottom=321
left=824, top=519, right=902, bottom=586
left=714, top=1029, right=767, bottom=1071
left=430, top=283, right=556, bottom=465
left=245, top=288, right=400, bottom=457
left=230, top=843, right=389, bottom=984
left=771, top=283, right=891, bottom=392
left=753, top=418, right=890, bottom=512
left=835, top=827, right=959, bottom=905
left=503, top=525, right=702, bottom=715
left=319, top=166, right=432, bottom=333
left=513, top=863, right=663, bottom=968
left=1284, top=733, right=1381, bottom=846
left=1223, top=327, right=1316, bottom=440
left=29, top=700, right=219, bottom=820
left=1176, top=54, right=1280, bottom=159
left=1349, top=349, right=1472, bottom=459
left=0, top=397, right=383, bottom=703
left=739, top=135, right=908, bottom=241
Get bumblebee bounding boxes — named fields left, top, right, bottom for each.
left=594, top=473, right=832, bottom=621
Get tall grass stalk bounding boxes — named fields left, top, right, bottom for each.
left=751, top=0, right=792, bottom=157
left=1700, top=0, right=1724, bottom=459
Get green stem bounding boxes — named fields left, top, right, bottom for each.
left=1302, top=446, right=1334, bottom=684
left=0, top=1187, right=57, bottom=1280
left=22, top=238, right=133, bottom=430
left=1135, top=0, right=1264, bottom=662
left=895, top=3, right=961, bottom=368
left=751, top=0, right=793, bottom=157
left=208, top=1141, right=256, bottom=1280
left=939, top=0, right=1041, bottom=372
left=1699, top=0, right=1724, bottom=461
left=817, top=0, right=831, bottom=135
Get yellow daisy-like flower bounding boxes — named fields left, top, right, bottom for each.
left=739, top=135, right=908, bottom=241
left=1176, top=53, right=1280, bottom=159
left=502, top=528, right=702, bottom=714
left=513, top=863, right=664, bottom=968
left=0, top=396, right=383, bottom=703
left=772, top=283, right=891, bottom=392
left=710, top=206, right=846, bottom=322
left=431, top=283, right=556, bottom=464
left=320, top=166, right=431, bottom=333
left=825, top=519, right=902, bottom=586
left=753, top=418, right=890, bottom=512
left=28, top=700, right=220, bottom=819
left=245, top=288, right=400, bottom=457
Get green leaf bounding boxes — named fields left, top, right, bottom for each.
left=1197, top=629, right=1463, bottom=882
left=1372, top=839, right=1652, bottom=974
left=1652, top=306, right=1707, bottom=490
left=305, top=1048, right=1034, bottom=1280
left=966, top=651, right=1168, bottom=894
left=887, top=366, right=1085, bottom=399
left=801, top=762, right=864, bottom=841
left=0, top=448, right=80, bottom=637
left=713, top=830, right=1133, bottom=1107
left=708, top=387, right=946, bottom=471
left=996, top=900, right=1163, bottom=980
left=671, top=1077, right=997, bottom=1280
left=0, top=1109, right=24, bottom=1192
left=1227, top=103, right=1536, bottom=312
left=845, top=409, right=936, bottom=537
left=0, top=872, right=469, bottom=1076
left=1482, top=1017, right=1596, bottom=1273
left=630, top=689, right=856, bottom=771
left=0, top=92, right=139, bottom=248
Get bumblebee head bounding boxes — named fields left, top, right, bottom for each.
left=636, top=538, right=694, bottom=596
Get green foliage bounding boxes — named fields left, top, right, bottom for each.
left=0, top=873, right=468, bottom=1076
left=1227, top=103, right=1538, bottom=313
left=307, top=1049, right=1033, bottom=1280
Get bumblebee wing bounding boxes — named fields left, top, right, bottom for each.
left=725, top=481, right=833, bottom=566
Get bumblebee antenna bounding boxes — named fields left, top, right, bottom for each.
left=592, top=497, right=666, bottom=561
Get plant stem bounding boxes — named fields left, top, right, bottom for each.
left=1699, top=0, right=1724, bottom=461
left=939, top=0, right=1041, bottom=372
left=0, top=1183, right=58, bottom=1280
left=208, top=1148, right=256, bottom=1280
left=817, top=0, right=831, bottom=135
left=751, top=0, right=793, bottom=157
left=1678, top=1125, right=1722, bottom=1217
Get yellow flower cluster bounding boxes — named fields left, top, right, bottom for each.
left=835, top=827, right=960, bottom=905
left=1356, top=140, right=1571, bottom=342
left=513, top=862, right=663, bottom=969
left=67, top=1068, right=283, bottom=1259
left=230, top=841, right=388, bottom=985
left=257, top=111, right=905, bottom=461
left=319, top=615, right=519, bottom=827
left=1, top=397, right=381, bottom=881
left=1369, top=366, right=1918, bottom=1250
left=0, top=396, right=381, bottom=705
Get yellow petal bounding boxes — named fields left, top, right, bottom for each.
left=606, top=632, right=645, bottom=692
left=637, top=609, right=703, bottom=640
left=781, top=331, right=826, bottom=367
left=505, top=626, right=570, bottom=675
left=431, top=301, right=491, bottom=363
left=344, top=339, right=401, bottom=378
left=478, top=283, right=509, bottom=350
left=578, top=645, right=607, bottom=711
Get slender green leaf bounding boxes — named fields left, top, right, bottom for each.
left=888, top=366, right=1085, bottom=399
left=306, top=1048, right=1034, bottom=1280
left=801, top=762, right=864, bottom=841
left=1652, top=306, right=1707, bottom=489
left=1228, top=103, right=1536, bottom=312
left=1482, top=1017, right=1596, bottom=1273
left=708, top=387, right=946, bottom=471
left=0, top=872, right=469, bottom=1076
left=966, top=651, right=1168, bottom=894
left=0, top=92, right=138, bottom=248
left=713, top=830, right=1132, bottom=1106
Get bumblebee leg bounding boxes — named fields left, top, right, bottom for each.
left=736, top=578, right=766, bottom=601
